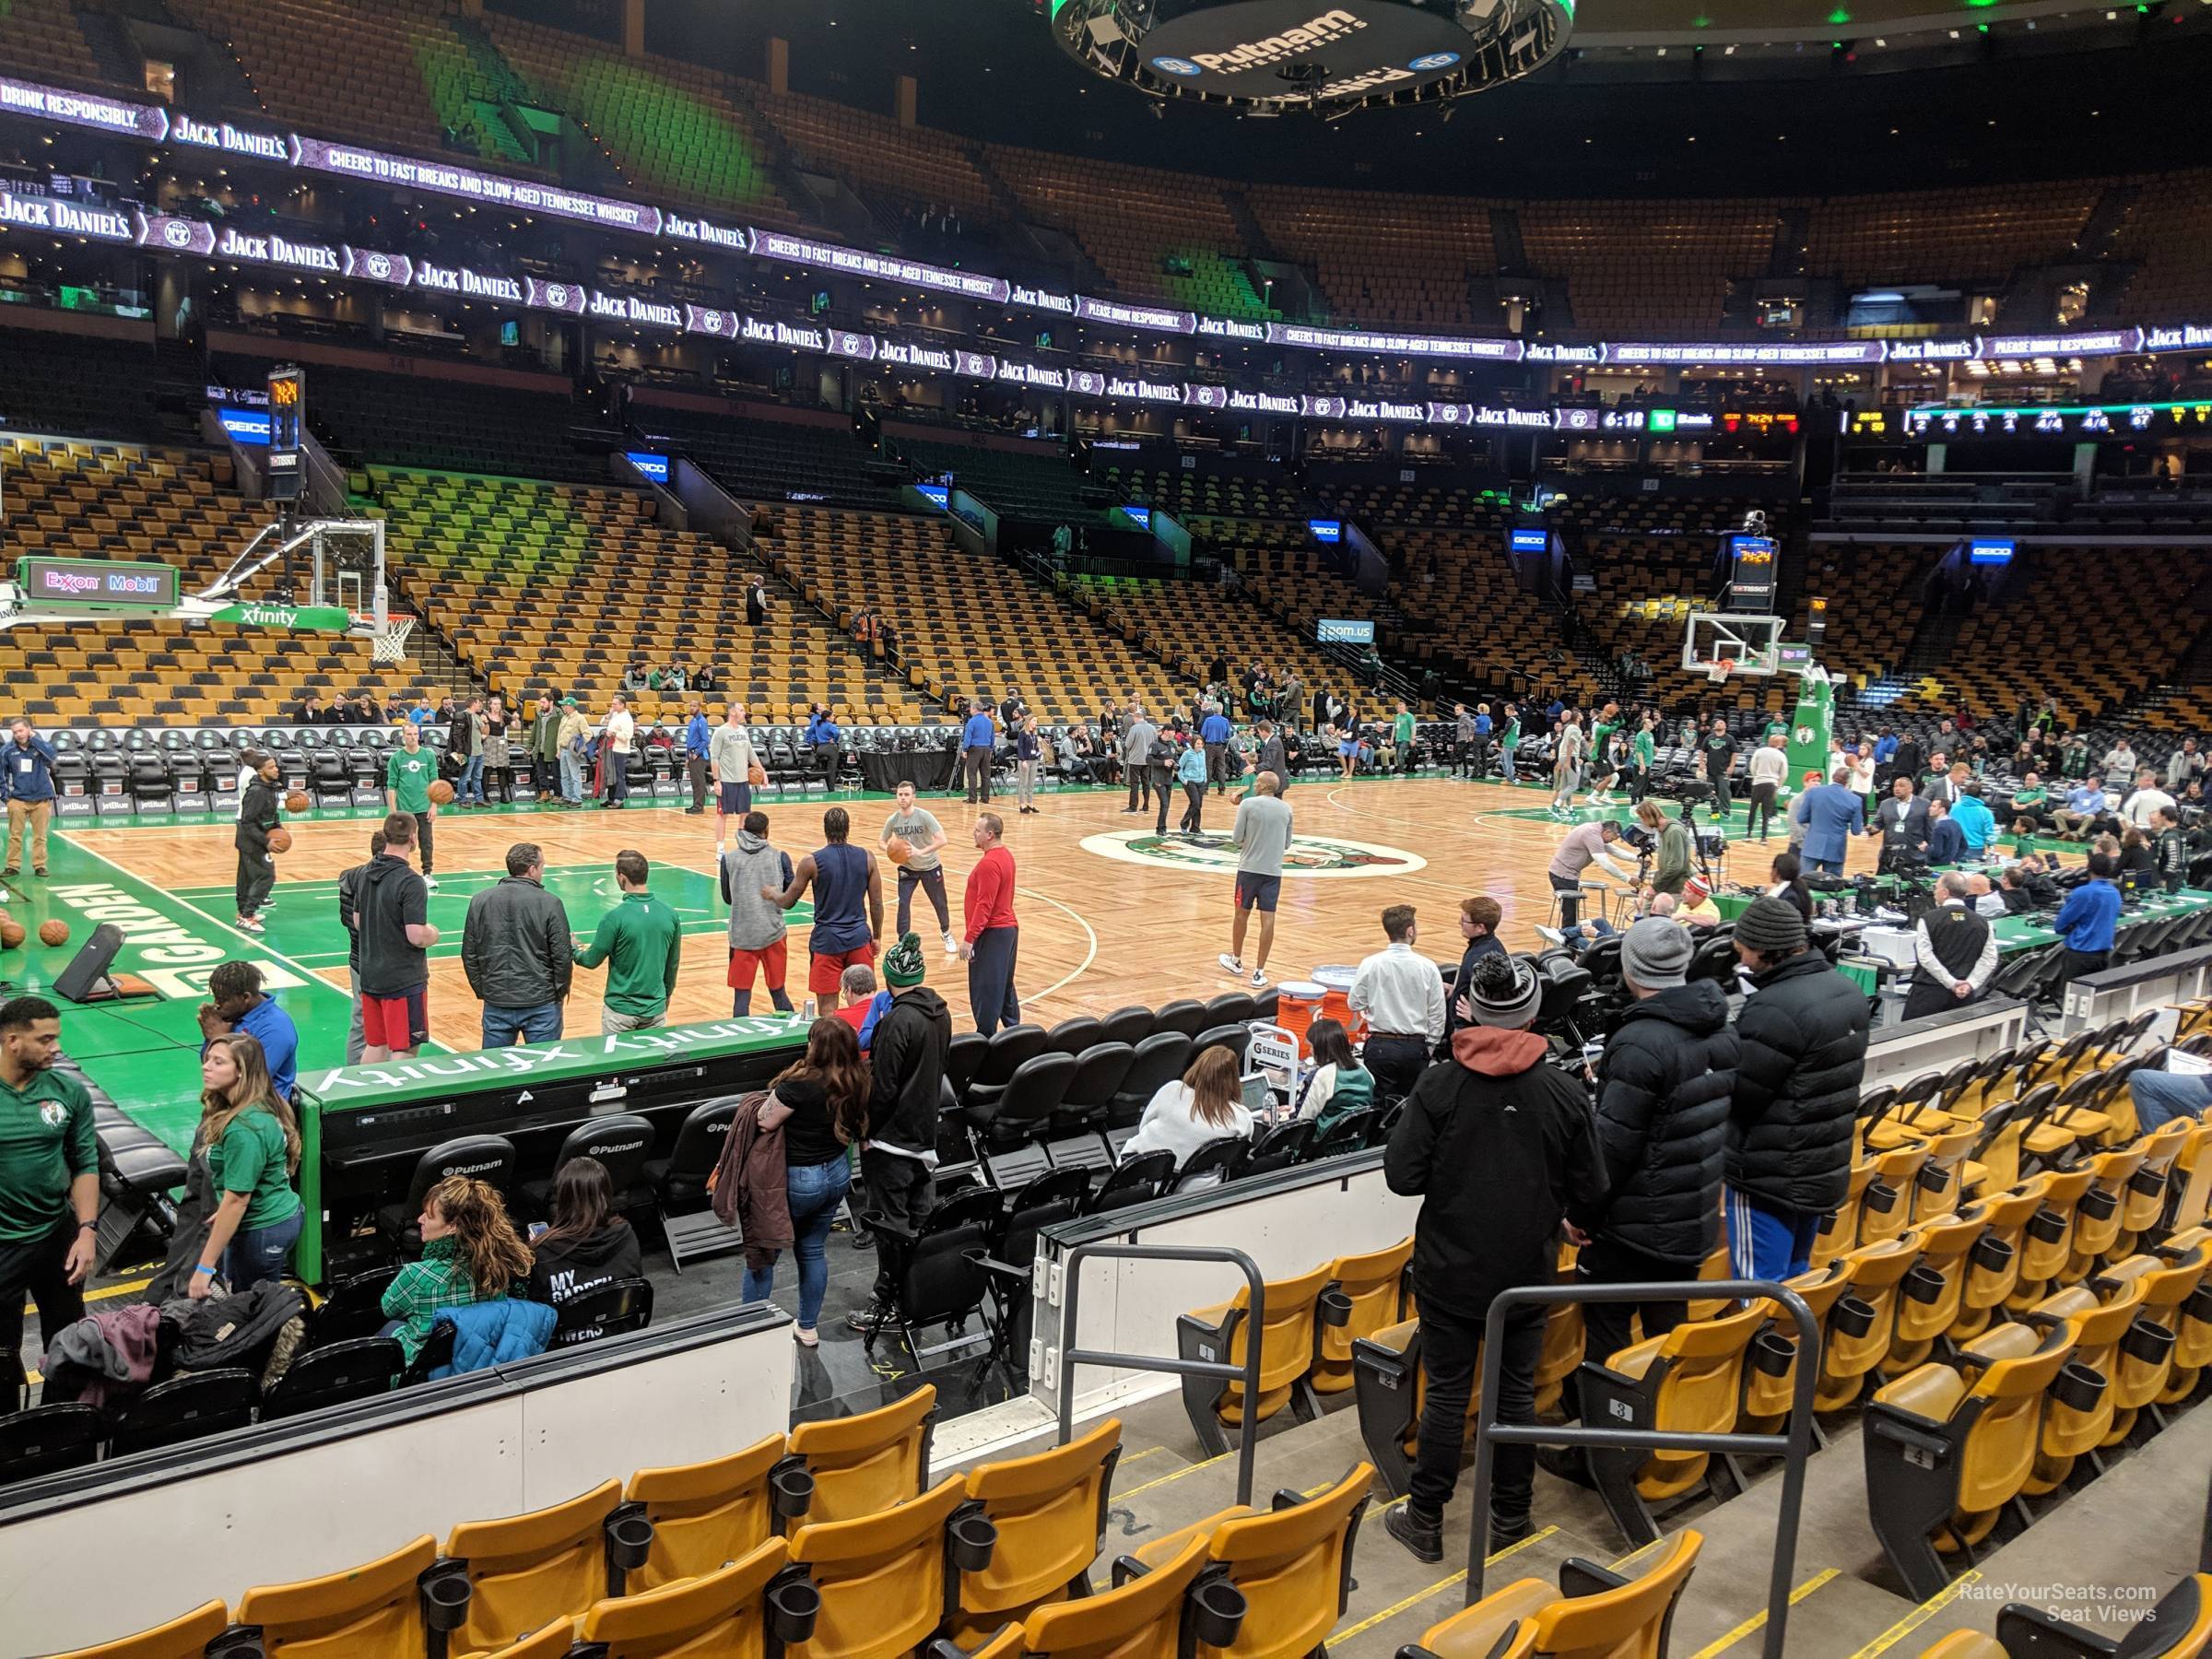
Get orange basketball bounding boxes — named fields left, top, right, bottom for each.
left=267, top=826, right=294, bottom=854
left=428, top=779, right=456, bottom=805
left=0, top=916, right=21, bottom=950
left=885, top=835, right=912, bottom=867
left=285, top=790, right=311, bottom=814
left=39, top=919, right=69, bottom=948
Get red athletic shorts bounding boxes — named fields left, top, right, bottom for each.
left=727, top=938, right=789, bottom=991
left=808, top=940, right=876, bottom=998
left=360, top=985, right=429, bottom=1051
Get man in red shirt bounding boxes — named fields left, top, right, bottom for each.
left=960, top=813, right=1021, bottom=1035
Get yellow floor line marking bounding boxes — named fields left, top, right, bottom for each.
left=1329, top=1525, right=1559, bottom=1641
left=1117, top=1445, right=1172, bottom=1467
left=1115, top=1449, right=1236, bottom=1500
left=24, top=1276, right=150, bottom=1315
left=1687, top=1569, right=1840, bottom=1659
left=1849, top=1571, right=1983, bottom=1659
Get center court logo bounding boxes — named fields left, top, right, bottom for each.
left=1080, top=828, right=1425, bottom=878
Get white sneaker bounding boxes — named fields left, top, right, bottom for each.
left=1218, top=952, right=1244, bottom=976
left=423, top=877, right=440, bottom=891
left=1535, top=925, right=1567, bottom=947
left=943, top=931, right=959, bottom=955
left=1250, top=968, right=1269, bottom=989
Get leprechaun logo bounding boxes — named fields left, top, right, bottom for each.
left=1080, top=829, right=1425, bottom=878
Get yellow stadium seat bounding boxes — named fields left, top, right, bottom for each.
left=1401, top=1528, right=1702, bottom=1659
left=231, top=1534, right=440, bottom=1659
left=787, top=1383, right=936, bottom=1526
left=47, top=1601, right=229, bottom=1659
left=624, top=1433, right=811, bottom=1591
left=437, top=1479, right=629, bottom=1655
left=949, top=1418, right=1124, bottom=1644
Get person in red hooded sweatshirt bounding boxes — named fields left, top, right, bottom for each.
left=1380, top=951, right=1608, bottom=1564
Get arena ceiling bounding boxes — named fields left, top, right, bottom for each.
left=522, top=0, right=2212, bottom=195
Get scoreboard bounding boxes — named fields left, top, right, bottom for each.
left=1725, top=534, right=1777, bottom=610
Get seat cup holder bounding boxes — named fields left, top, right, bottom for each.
left=1832, top=1295, right=1878, bottom=1340
left=1750, top=1330, right=1796, bottom=1378
left=2185, top=1286, right=2212, bottom=1325
left=2124, top=1319, right=2179, bottom=1365
left=2027, top=1208, right=2068, bottom=1245
left=1971, top=1235, right=2016, bottom=1274
left=949, top=1512, right=1000, bottom=1573
left=1189, top=1578, right=1249, bottom=1648
left=771, top=1461, right=817, bottom=1520
left=607, top=1513, right=655, bottom=1572
left=2054, top=1362, right=2109, bottom=1415
left=419, top=1571, right=472, bottom=1631
left=2079, top=1188, right=2120, bottom=1222
left=2130, top=1168, right=2170, bottom=1197
left=1319, top=1288, right=1354, bottom=1328
left=768, top=1576, right=822, bottom=1643
left=1864, top=1180, right=1901, bottom=1216
left=1903, top=1265, right=1948, bottom=1306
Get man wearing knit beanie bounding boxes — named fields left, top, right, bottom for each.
left=851, top=931, right=952, bottom=1335
left=1724, top=896, right=1868, bottom=1282
left=1542, top=918, right=1735, bottom=1494
left=1382, top=952, right=1606, bottom=1564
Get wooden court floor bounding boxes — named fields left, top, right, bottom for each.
left=60, top=775, right=1888, bottom=1052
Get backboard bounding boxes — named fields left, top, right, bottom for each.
left=1681, top=611, right=1783, bottom=677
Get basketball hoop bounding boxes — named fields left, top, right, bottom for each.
left=364, top=614, right=415, bottom=665
left=1705, top=656, right=1735, bottom=687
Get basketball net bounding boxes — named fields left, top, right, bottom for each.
left=1705, top=656, right=1735, bottom=687
left=367, top=614, right=416, bottom=665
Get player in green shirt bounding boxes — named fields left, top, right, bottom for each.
left=1393, top=703, right=1418, bottom=774
left=0, top=994, right=98, bottom=1388
left=1499, top=708, right=1522, bottom=783
left=384, top=723, right=441, bottom=888
left=1587, top=701, right=1623, bottom=806
left=1630, top=719, right=1656, bottom=804
left=574, top=849, right=683, bottom=1033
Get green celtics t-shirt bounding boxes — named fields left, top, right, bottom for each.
left=0, top=1067, right=96, bottom=1242
left=386, top=748, right=434, bottom=813
left=207, top=1107, right=301, bottom=1231
left=1394, top=712, right=1416, bottom=743
left=1632, top=730, right=1655, bottom=768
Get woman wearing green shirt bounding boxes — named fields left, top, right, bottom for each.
left=189, top=1032, right=304, bottom=1297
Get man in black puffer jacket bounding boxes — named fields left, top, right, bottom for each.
left=1577, top=917, right=1735, bottom=1369
left=1726, top=896, right=1869, bottom=1280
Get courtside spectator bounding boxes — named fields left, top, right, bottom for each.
left=1795, top=769, right=1868, bottom=877
left=735, top=1019, right=867, bottom=1347
left=196, top=960, right=300, bottom=1103
left=852, top=934, right=951, bottom=1335
left=2158, top=806, right=2191, bottom=893
left=602, top=695, right=636, bottom=807
left=1124, top=1046, right=1253, bottom=1169
left=1443, top=896, right=1507, bottom=1045
left=1016, top=715, right=1042, bottom=815
left=1220, top=771, right=1291, bottom=989
left=1746, top=732, right=1788, bottom=841
left=1767, top=853, right=1813, bottom=923
left=1924, top=796, right=1965, bottom=865
left=2132, top=1061, right=2212, bottom=1132
left=526, top=694, right=560, bottom=805
left=356, top=812, right=438, bottom=1063
left=881, top=782, right=954, bottom=953
left=574, top=850, right=680, bottom=1033
left=1176, top=736, right=1209, bottom=832
left=769, top=807, right=886, bottom=1002
left=2057, top=775, right=2108, bottom=841
left=379, top=1175, right=533, bottom=1362
left=683, top=700, right=712, bottom=816
left=1382, top=953, right=1606, bottom=1562
left=1295, top=1018, right=1373, bottom=1135
left=527, top=1158, right=641, bottom=1316
left=2053, top=852, right=2123, bottom=983
left=0, top=994, right=98, bottom=1397
left=1725, top=897, right=1869, bottom=1279
left=960, top=699, right=995, bottom=805
left=557, top=696, right=590, bottom=806
left=724, top=811, right=796, bottom=1018
left=1348, top=904, right=1447, bottom=1102
left=2123, top=768, right=2177, bottom=830
left=834, top=963, right=888, bottom=1049
left=384, top=724, right=440, bottom=888
left=1122, top=704, right=1158, bottom=815
left=1904, top=873, right=1998, bottom=1019
left=962, top=814, right=1022, bottom=1036
left=462, top=842, right=573, bottom=1048
left=1200, top=700, right=1233, bottom=788
left=1566, top=917, right=1733, bottom=1408
left=187, top=1032, right=303, bottom=1296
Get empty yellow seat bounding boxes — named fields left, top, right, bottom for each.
left=789, top=1476, right=982, bottom=1659
left=47, top=1601, right=229, bottom=1659
left=788, top=1383, right=936, bottom=1526
left=1403, top=1528, right=1702, bottom=1659
left=439, top=1479, right=626, bottom=1656
left=948, top=1418, right=1123, bottom=1643
left=573, top=1536, right=798, bottom=1659
left=624, top=1432, right=806, bottom=1591
left=231, top=1534, right=440, bottom=1659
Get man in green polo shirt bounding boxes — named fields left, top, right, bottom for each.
left=0, top=994, right=98, bottom=1395
left=385, top=722, right=441, bottom=890
left=573, top=848, right=682, bottom=1033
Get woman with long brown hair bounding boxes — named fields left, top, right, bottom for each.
left=1124, top=1045, right=1253, bottom=1171
left=526, top=1156, right=642, bottom=1310
left=187, top=1032, right=304, bottom=1297
left=379, top=1175, right=534, bottom=1361
left=740, top=1016, right=869, bottom=1347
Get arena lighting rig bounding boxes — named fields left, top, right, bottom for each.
left=1046, top=0, right=1575, bottom=114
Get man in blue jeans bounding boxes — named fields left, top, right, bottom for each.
left=459, top=842, right=574, bottom=1046
left=960, top=699, right=997, bottom=805
left=2133, top=1064, right=2212, bottom=1132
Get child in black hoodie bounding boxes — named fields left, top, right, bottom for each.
left=850, top=933, right=952, bottom=1335
left=527, top=1156, right=641, bottom=1329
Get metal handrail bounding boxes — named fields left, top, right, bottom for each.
left=1054, top=1242, right=1266, bottom=1509
left=1464, top=1277, right=1820, bottom=1659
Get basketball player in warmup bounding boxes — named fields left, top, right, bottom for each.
left=880, top=780, right=957, bottom=955
left=384, top=723, right=440, bottom=889
left=763, top=806, right=886, bottom=1007
left=711, top=702, right=759, bottom=853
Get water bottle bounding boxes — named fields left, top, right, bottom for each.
left=801, top=997, right=817, bottom=1020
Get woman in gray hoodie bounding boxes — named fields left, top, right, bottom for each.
left=720, top=809, right=797, bottom=1016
